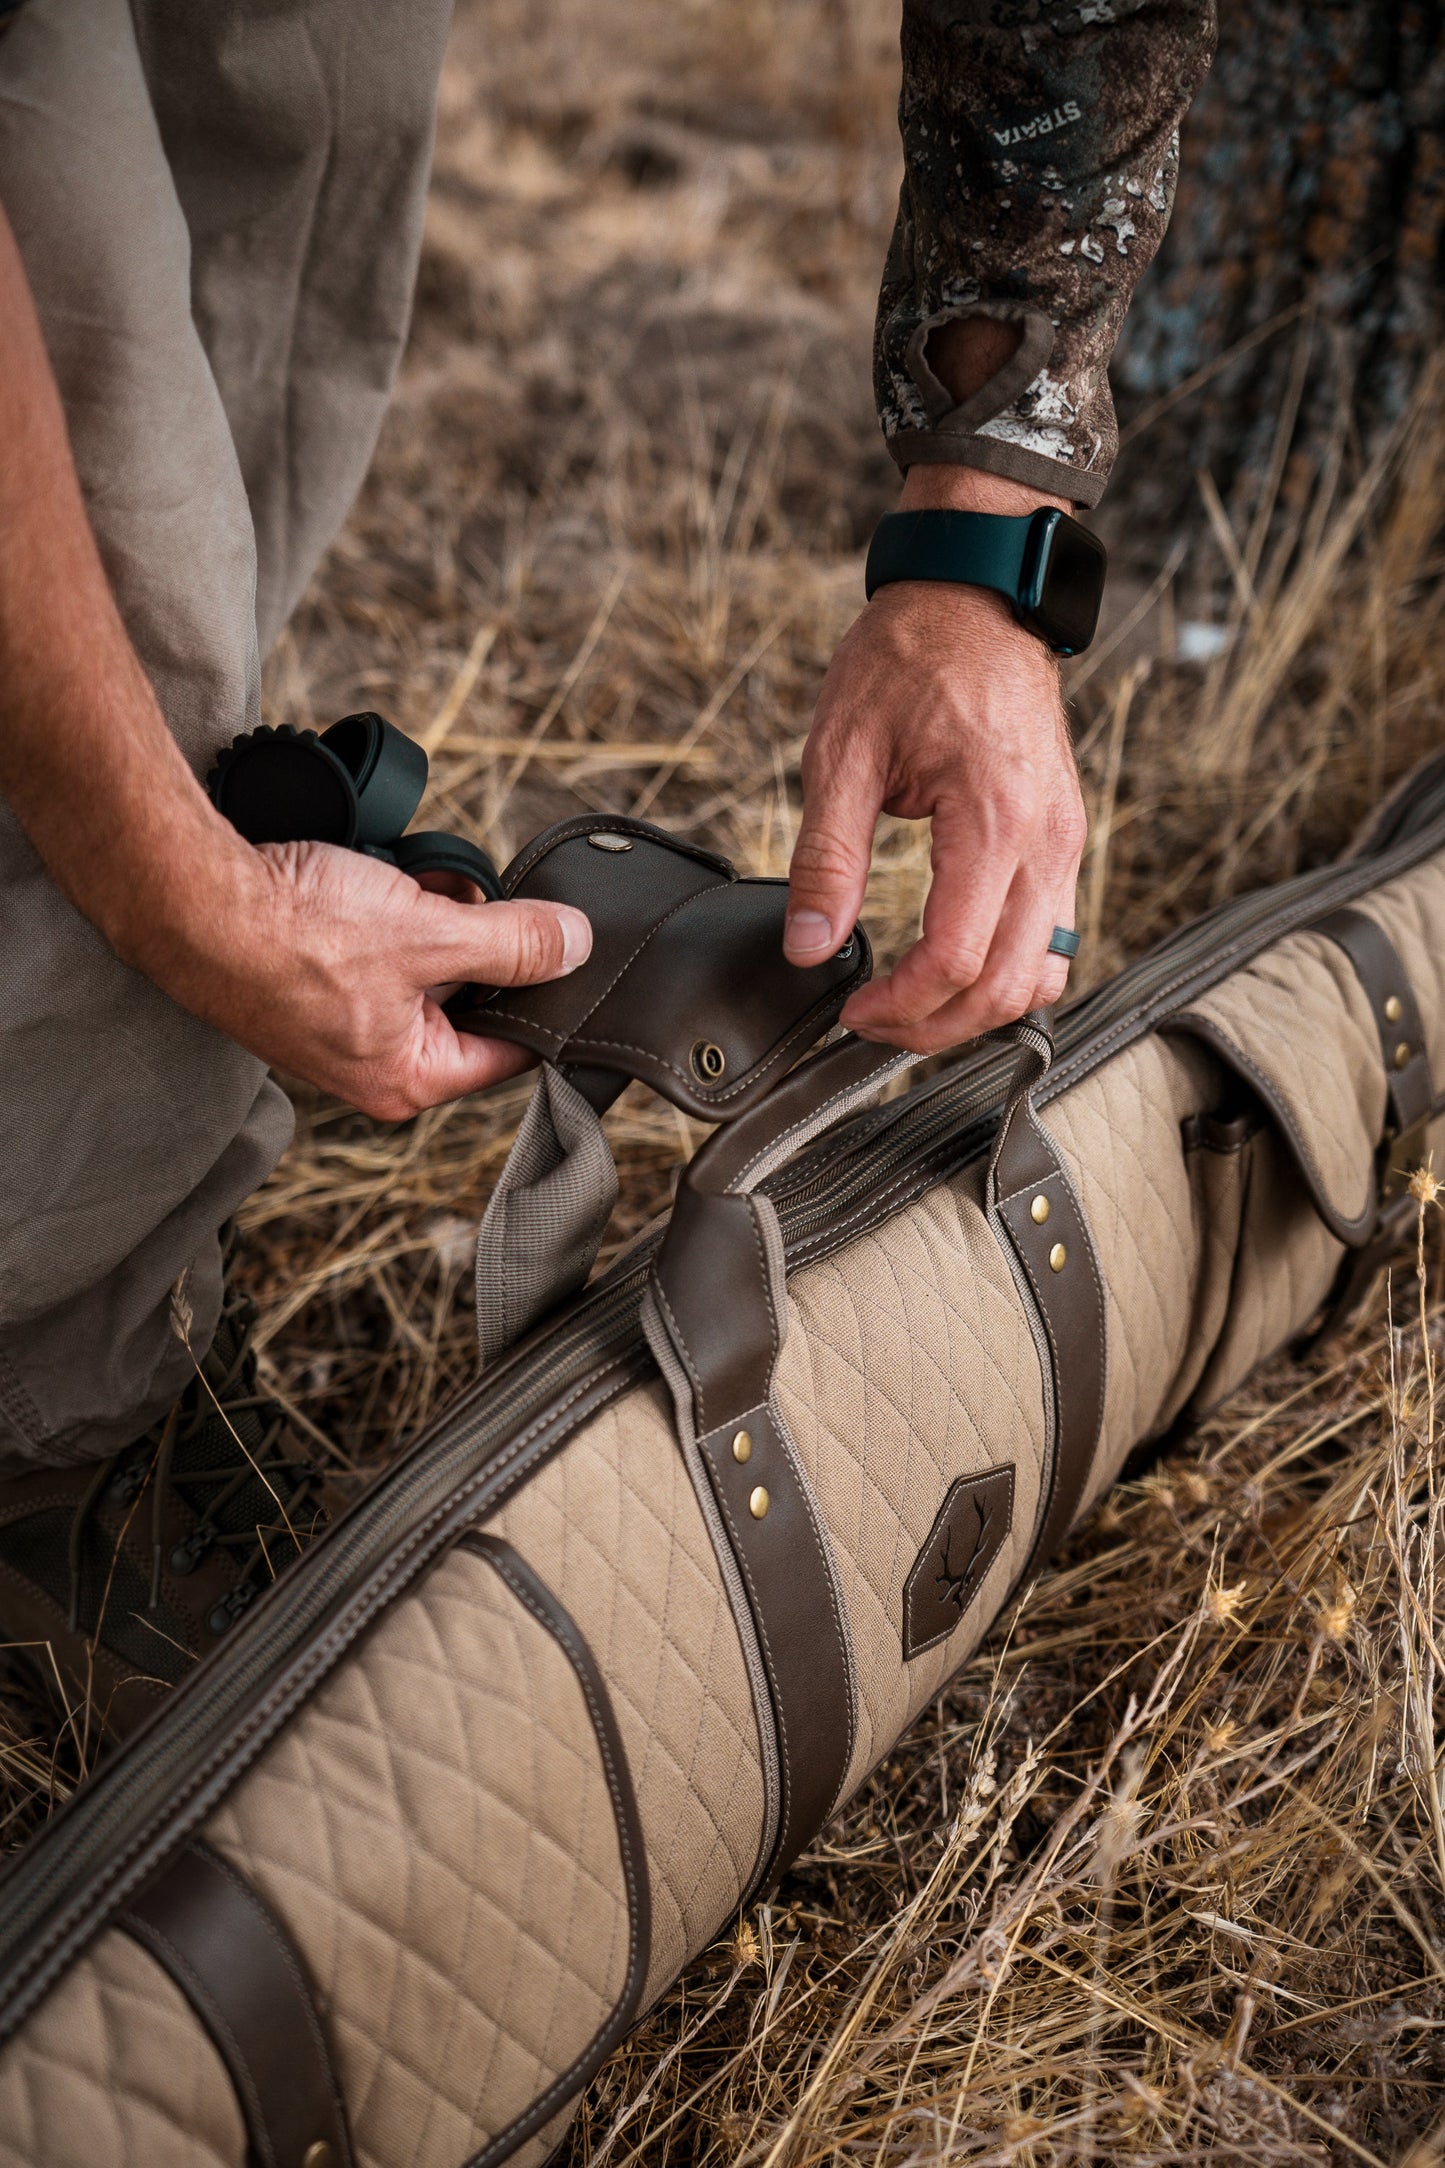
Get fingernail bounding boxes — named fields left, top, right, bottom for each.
left=784, top=909, right=834, bottom=958
left=558, top=906, right=592, bottom=973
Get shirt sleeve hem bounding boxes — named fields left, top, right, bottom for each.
left=882, top=429, right=1110, bottom=509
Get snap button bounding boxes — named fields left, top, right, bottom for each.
left=302, top=2145, right=335, bottom=2168
left=1048, top=1242, right=1067, bottom=1272
left=691, top=1040, right=727, bottom=1082
left=749, top=1485, right=770, bottom=1520
left=731, top=1429, right=752, bottom=1464
left=587, top=831, right=633, bottom=852
left=1029, top=1194, right=1051, bottom=1225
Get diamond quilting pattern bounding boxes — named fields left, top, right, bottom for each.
left=488, top=1381, right=765, bottom=1997
left=207, top=1547, right=630, bottom=2168
left=1177, top=929, right=1384, bottom=1233
left=775, top=1163, right=1047, bottom=1795
left=1041, top=1034, right=1216, bottom=1496
left=0, top=1929, right=243, bottom=2168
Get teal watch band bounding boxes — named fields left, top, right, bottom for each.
left=866, top=508, right=1033, bottom=606
left=864, top=506, right=1106, bottom=655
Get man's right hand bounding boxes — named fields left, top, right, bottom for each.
left=117, top=834, right=590, bottom=1123
left=0, top=198, right=589, bottom=1123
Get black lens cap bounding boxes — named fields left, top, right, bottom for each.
left=207, top=726, right=358, bottom=847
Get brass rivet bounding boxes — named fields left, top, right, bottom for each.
left=691, top=1040, right=727, bottom=1083
left=1384, top=994, right=1403, bottom=1023
left=1048, top=1242, right=1067, bottom=1273
left=749, top=1485, right=770, bottom=1520
left=1029, top=1193, right=1051, bottom=1225
left=1394, top=1041, right=1412, bottom=1070
left=731, top=1429, right=752, bottom=1464
left=302, top=2145, right=335, bottom=2168
left=588, top=831, right=633, bottom=852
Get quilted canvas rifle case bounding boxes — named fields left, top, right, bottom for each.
left=3, top=761, right=1445, bottom=2168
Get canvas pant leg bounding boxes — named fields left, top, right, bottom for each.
left=0, top=0, right=451, bottom=1473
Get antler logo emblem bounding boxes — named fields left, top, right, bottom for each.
left=935, top=1492, right=992, bottom=1613
left=903, top=1466, right=1015, bottom=1660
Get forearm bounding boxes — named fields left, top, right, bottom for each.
left=0, top=204, right=258, bottom=980
left=0, top=205, right=587, bottom=1121
left=876, top=0, right=1217, bottom=506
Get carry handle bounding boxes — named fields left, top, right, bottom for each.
left=640, top=1013, right=1094, bottom=1896
left=648, top=1007, right=1105, bottom=1560
left=650, top=1015, right=1056, bottom=1442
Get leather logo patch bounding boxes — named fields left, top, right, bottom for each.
left=902, top=1466, right=1014, bottom=1659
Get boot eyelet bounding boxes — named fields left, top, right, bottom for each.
left=170, top=1525, right=215, bottom=1576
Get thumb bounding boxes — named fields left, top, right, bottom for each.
left=785, top=756, right=879, bottom=964
left=413, top=893, right=593, bottom=988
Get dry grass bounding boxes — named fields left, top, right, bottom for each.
left=7, top=0, right=1445, bottom=2155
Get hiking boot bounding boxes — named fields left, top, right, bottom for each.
left=0, top=1271, right=326, bottom=1744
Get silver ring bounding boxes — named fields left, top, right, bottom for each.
left=1047, top=926, right=1080, bottom=959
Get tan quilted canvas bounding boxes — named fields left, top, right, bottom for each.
left=4, top=815, right=1444, bottom=2168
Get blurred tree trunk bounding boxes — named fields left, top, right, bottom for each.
left=1111, top=1, right=1445, bottom=536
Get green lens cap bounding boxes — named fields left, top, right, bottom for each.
left=321, top=713, right=428, bottom=845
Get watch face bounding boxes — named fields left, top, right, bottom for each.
left=1025, top=511, right=1107, bottom=654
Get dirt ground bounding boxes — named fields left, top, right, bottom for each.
left=13, top=1, right=1445, bottom=2159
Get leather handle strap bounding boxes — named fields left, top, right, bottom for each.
left=119, top=1839, right=353, bottom=2168
left=1317, top=907, right=1434, bottom=1144
left=648, top=1018, right=1109, bottom=1886
left=646, top=1035, right=917, bottom=1889
left=1296, top=908, right=1438, bottom=1351
left=985, top=1017, right=1108, bottom=1578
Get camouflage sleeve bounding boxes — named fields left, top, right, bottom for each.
left=875, top=0, right=1216, bottom=505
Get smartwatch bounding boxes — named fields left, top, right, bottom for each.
left=864, top=507, right=1107, bottom=656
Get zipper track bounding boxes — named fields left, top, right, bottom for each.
left=3, top=760, right=1445, bottom=2031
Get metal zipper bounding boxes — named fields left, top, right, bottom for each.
left=3, top=760, right=1445, bottom=2032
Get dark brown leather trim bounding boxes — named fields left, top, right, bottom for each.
left=693, top=1396, right=855, bottom=1888
left=9, top=769, right=1445, bottom=2057
left=455, top=1532, right=652, bottom=2168
left=652, top=1184, right=856, bottom=1889
left=1317, top=906, right=1434, bottom=1136
left=450, top=815, right=871, bottom=1121
left=986, top=1021, right=1107, bottom=1577
left=119, top=1838, right=353, bottom=2168
left=902, top=1465, right=1015, bottom=1659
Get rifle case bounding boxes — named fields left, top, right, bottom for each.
left=3, top=764, right=1445, bottom=2168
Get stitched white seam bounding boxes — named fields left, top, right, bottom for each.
left=726, top=1053, right=913, bottom=1193
left=652, top=1278, right=708, bottom=1436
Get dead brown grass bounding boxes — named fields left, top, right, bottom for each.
left=6, top=0, right=1445, bottom=2155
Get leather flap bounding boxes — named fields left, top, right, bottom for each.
left=1167, top=923, right=1390, bottom=1244
left=448, top=816, right=870, bottom=1120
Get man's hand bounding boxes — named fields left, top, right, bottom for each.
left=784, top=462, right=1087, bottom=1055
left=115, top=838, right=590, bottom=1123
left=0, top=199, right=586, bottom=1123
